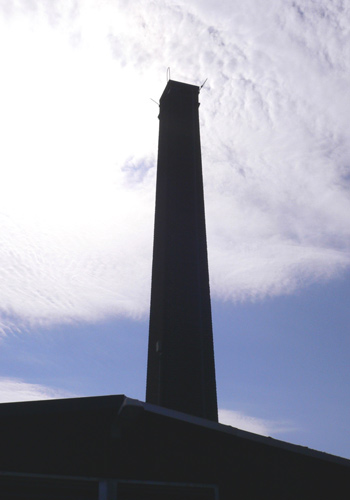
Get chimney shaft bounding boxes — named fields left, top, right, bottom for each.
left=146, top=80, right=218, bottom=422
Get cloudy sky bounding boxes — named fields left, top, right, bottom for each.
left=0, top=0, right=349, bottom=458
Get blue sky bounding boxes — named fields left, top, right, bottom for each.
left=0, top=0, right=349, bottom=459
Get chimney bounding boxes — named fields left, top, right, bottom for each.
left=146, top=80, right=218, bottom=422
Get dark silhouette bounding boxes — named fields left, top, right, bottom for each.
left=146, top=80, right=217, bottom=421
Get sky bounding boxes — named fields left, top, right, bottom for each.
left=0, top=0, right=349, bottom=459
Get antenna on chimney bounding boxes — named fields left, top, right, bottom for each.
left=200, top=78, right=208, bottom=91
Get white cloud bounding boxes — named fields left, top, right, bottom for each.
left=0, top=377, right=74, bottom=403
left=0, top=0, right=349, bottom=332
left=218, top=408, right=295, bottom=437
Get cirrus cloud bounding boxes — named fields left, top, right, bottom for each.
left=0, top=0, right=349, bottom=333
left=218, top=408, right=295, bottom=437
left=0, top=377, right=74, bottom=402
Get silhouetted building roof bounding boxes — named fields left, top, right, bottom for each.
left=0, top=395, right=349, bottom=498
